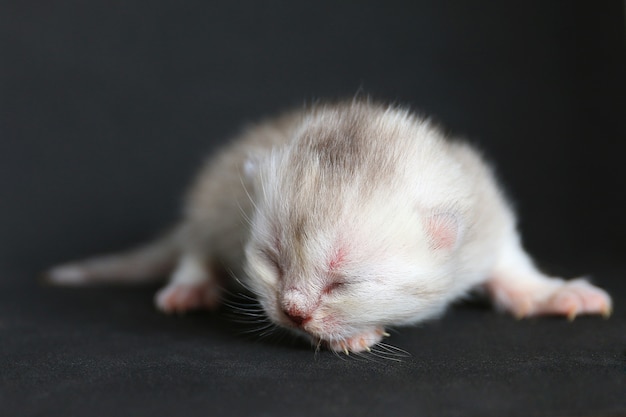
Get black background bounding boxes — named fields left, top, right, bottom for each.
left=1, top=1, right=625, bottom=416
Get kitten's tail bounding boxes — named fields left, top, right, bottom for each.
left=44, top=227, right=182, bottom=286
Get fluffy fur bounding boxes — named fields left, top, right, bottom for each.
left=47, top=100, right=612, bottom=353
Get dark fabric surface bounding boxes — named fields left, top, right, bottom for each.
left=2, top=1, right=625, bottom=416
left=1, top=271, right=625, bottom=417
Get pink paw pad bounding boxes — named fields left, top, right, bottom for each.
left=327, top=327, right=388, bottom=354
left=155, top=282, right=221, bottom=314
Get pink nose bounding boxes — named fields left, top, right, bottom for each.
left=281, top=307, right=309, bottom=326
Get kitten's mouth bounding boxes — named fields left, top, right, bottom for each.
left=276, top=313, right=394, bottom=355
left=281, top=320, right=338, bottom=346
left=277, top=309, right=385, bottom=353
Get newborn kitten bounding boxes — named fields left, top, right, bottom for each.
left=47, top=100, right=612, bottom=353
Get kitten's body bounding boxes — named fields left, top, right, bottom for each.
left=48, top=101, right=611, bottom=353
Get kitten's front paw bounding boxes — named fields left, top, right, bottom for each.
left=494, top=278, right=612, bottom=321
left=532, top=279, right=612, bottom=320
left=327, top=327, right=388, bottom=353
left=155, top=282, right=221, bottom=314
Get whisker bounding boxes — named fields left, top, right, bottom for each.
left=331, top=348, right=348, bottom=362
left=224, top=307, right=265, bottom=316
left=375, top=342, right=411, bottom=358
left=371, top=350, right=408, bottom=360
left=259, top=325, right=298, bottom=343
left=221, top=296, right=265, bottom=314
left=230, top=289, right=258, bottom=301
left=240, top=321, right=276, bottom=335
left=354, top=350, right=389, bottom=365
left=225, top=278, right=260, bottom=301
left=226, top=311, right=266, bottom=319
left=368, top=347, right=405, bottom=363
left=221, top=301, right=265, bottom=313
left=230, top=317, right=268, bottom=325
left=313, top=339, right=323, bottom=361
left=220, top=296, right=262, bottom=307
left=350, top=351, right=375, bottom=363
left=224, top=309, right=269, bottom=322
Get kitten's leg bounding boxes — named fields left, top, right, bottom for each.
left=155, top=254, right=222, bottom=314
left=484, top=236, right=612, bottom=320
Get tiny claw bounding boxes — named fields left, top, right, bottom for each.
left=602, top=306, right=612, bottom=319
left=514, top=299, right=534, bottom=320
left=343, top=346, right=350, bottom=356
left=382, top=331, right=391, bottom=338
left=514, top=304, right=530, bottom=320
left=360, top=339, right=371, bottom=352
left=567, top=308, right=577, bottom=322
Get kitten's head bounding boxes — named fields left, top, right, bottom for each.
left=242, top=104, right=465, bottom=350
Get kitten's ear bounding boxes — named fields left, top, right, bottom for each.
left=243, top=152, right=266, bottom=180
left=424, top=212, right=463, bottom=252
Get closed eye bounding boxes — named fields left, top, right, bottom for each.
left=259, top=249, right=283, bottom=278
left=323, top=281, right=346, bottom=295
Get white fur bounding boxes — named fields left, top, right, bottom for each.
left=48, top=100, right=612, bottom=353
